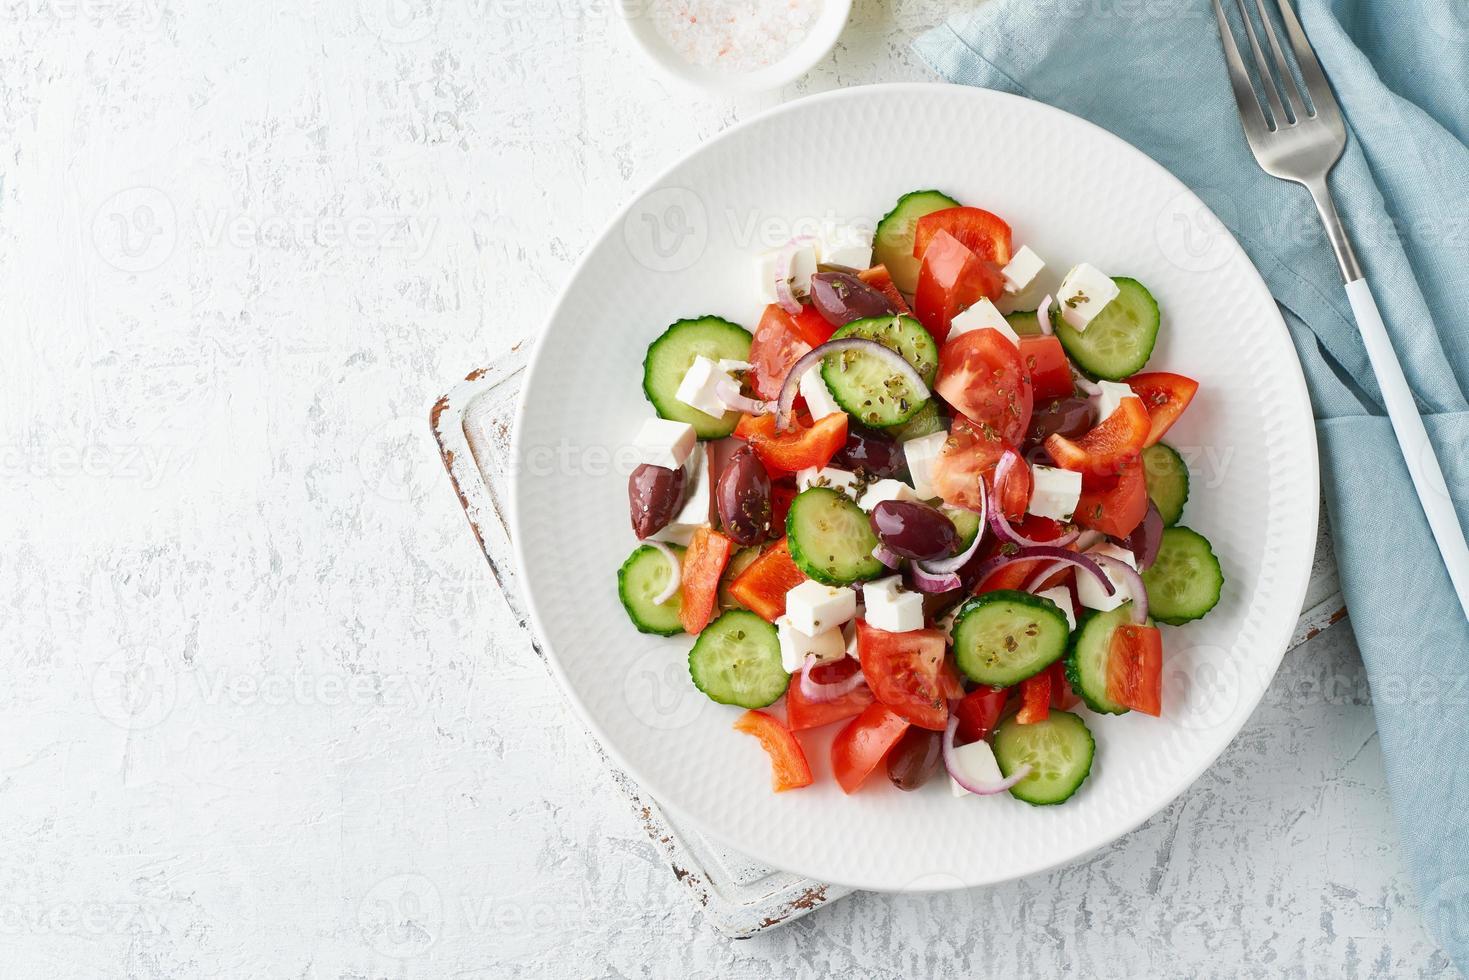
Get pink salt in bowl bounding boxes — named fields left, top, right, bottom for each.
left=616, top=0, right=853, bottom=95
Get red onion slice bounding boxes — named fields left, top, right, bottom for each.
left=647, top=540, right=682, bottom=605
left=714, top=378, right=772, bottom=416
left=910, top=566, right=962, bottom=594
left=775, top=335, right=930, bottom=432
left=872, top=543, right=903, bottom=569
left=799, top=655, right=867, bottom=703
left=773, top=237, right=814, bottom=315
left=942, top=714, right=1032, bottom=795
left=973, top=545, right=1114, bottom=597
left=1092, top=554, right=1149, bottom=624
left=913, top=494, right=986, bottom=577
left=1036, top=294, right=1055, bottom=337
left=1020, top=530, right=1105, bottom=592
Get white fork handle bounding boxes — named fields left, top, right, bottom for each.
left=1346, top=278, right=1469, bottom=620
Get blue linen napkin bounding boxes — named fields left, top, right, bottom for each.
left=917, top=0, right=1469, bottom=966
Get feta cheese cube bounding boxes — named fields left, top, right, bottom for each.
left=1001, top=245, right=1046, bottom=294
left=648, top=451, right=710, bottom=546
left=674, top=356, right=730, bottom=419
left=776, top=616, right=846, bottom=673
left=947, top=298, right=1019, bottom=346
left=798, top=366, right=845, bottom=420
left=858, top=478, right=920, bottom=512
left=1056, top=263, right=1121, bottom=332
left=1076, top=542, right=1138, bottom=612
left=864, top=578, right=925, bottom=633
left=785, top=581, right=857, bottom=636
left=949, top=739, right=1006, bottom=798
left=758, top=242, right=820, bottom=304
left=844, top=619, right=859, bottom=657
left=902, top=431, right=949, bottom=499
left=1094, top=380, right=1141, bottom=423
left=632, top=417, right=697, bottom=471
left=796, top=466, right=861, bottom=500
left=1034, top=585, right=1077, bottom=631
left=1027, top=464, right=1083, bottom=522
left=820, top=224, right=873, bottom=270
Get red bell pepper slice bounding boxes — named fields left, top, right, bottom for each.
left=735, top=412, right=848, bottom=474
left=1016, top=671, right=1052, bottom=725
left=733, top=710, right=814, bottom=792
left=1044, top=397, right=1151, bottom=477
left=1126, top=371, right=1199, bottom=448
left=954, top=686, right=1008, bottom=743
left=857, top=265, right=911, bottom=314
left=1074, top=455, right=1149, bottom=539
left=679, top=527, right=734, bottom=634
left=912, top=206, right=1014, bottom=266
left=726, top=539, right=806, bottom=622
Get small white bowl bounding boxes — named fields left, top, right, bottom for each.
left=616, top=0, right=853, bottom=96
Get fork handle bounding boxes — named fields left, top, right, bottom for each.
left=1346, top=278, right=1469, bottom=620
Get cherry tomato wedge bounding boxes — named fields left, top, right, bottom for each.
left=749, top=305, right=812, bottom=400
left=733, top=710, right=814, bottom=792
left=1106, top=623, right=1163, bottom=717
left=914, top=231, right=1003, bottom=344
left=1126, top=371, right=1200, bottom=448
left=930, top=416, right=1011, bottom=512
left=831, top=703, right=911, bottom=794
left=679, top=527, right=734, bottom=634
left=855, top=621, right=950, bottom=731
left=912, top=206, right=1014, bottom=266
left=936, top=329, right=1033, bottom=446
left=726, top=539, right=806, bottom=622
left=954, top=686, right=1008, bottom=743
left=1017, top=335, right=1074, bottom=402
left=735, top=412, right=848, bottom=474
left=785, top=657, right=875, bottom=731
left=1044, top=397, right=1150, bottom=477
left=1074, top=454, right=1149, bottom=539
left=1016, top=672, right=1052, bottom=725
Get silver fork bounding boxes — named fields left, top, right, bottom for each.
left=1214, top=0, right=1469, bottom=620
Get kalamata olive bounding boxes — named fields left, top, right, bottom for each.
left=869, top=499, right=960, bottom=561
left=886, top=726, right=942, bottom=792
left=809, top=271, right=897, bottom=327
left=717, top=445, right=773, bottom=546
left=629, top=463, right=685, bottom=540
left=829, top=429, right=906, bottom=480
left=1023, top=396, right=1093, bottom=452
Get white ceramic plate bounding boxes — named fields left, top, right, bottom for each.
left=511, top=84, right=1318, bottom=892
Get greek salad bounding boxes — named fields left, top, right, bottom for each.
left=617, top=190, right=1222, bottom=804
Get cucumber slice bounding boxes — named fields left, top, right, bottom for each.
left=885, top=399, right=946, bottom=442
left=951, top=590, right=1071, bottom=687
left=786, top=487, right=884, bottom=585
left=1004, top=309, right=1044, bottom=337
left=618, top=544, right=685, bottom=636
left=1142, top=527, right=1224, bottom=625
left=993, top=710, right=1096, bottom=806
left=1065, top=603, right=1138, bottom=715
left=820, top=315, right=938, bottom=428
left=688, top=609, right=788, bottom=708
left=643, top=316, right=753, bottom=439
left=1055, top=277, right=1160, bottom=381
left=872, top=189, right=961, bottom=295
left=943, top=504, right=982, bottom=551
left=1141, top=443, right=1190, bottom=526
left=718, top=545, right=761, bottom=610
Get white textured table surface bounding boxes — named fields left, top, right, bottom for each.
left=1, top=2, right=1456, bottom=977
